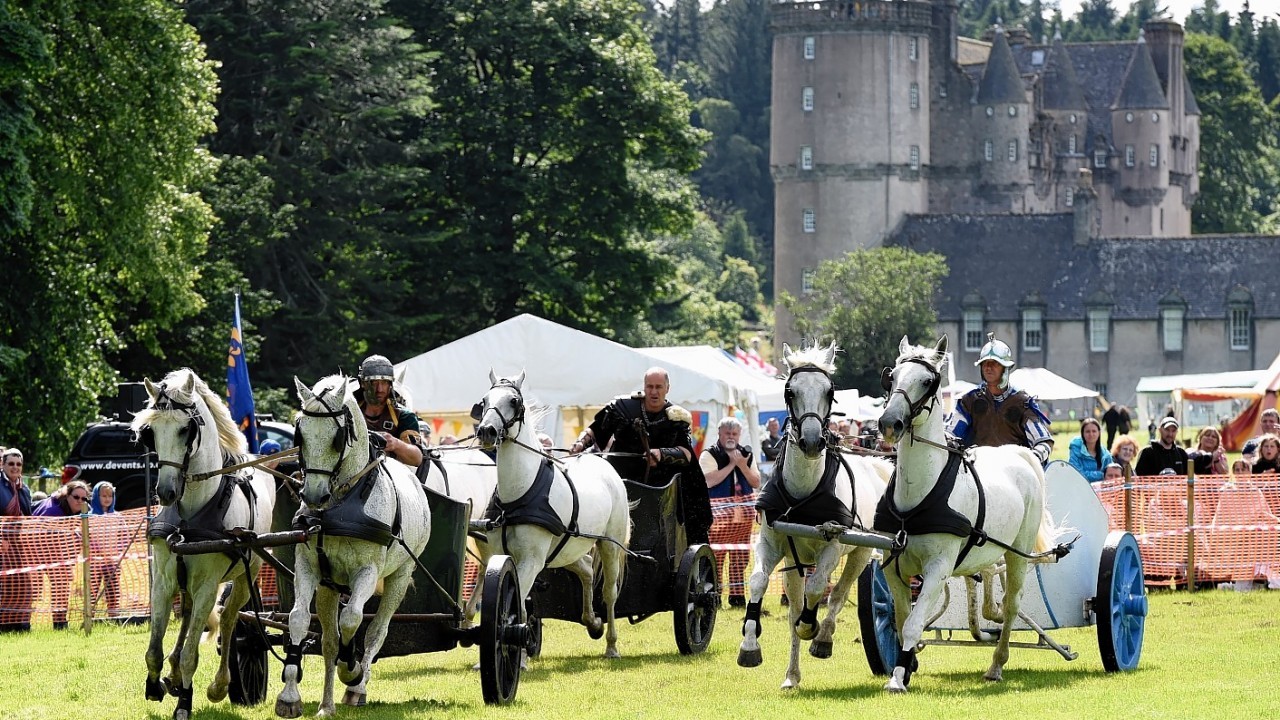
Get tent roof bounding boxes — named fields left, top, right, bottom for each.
left=1136, top=370, right=1267, bottom=394
left=395, top=314, right=756, bottom=414
left=1010, top=367, right=1099, bottom=400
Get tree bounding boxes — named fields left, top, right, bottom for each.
left=389, top=0, right=707, bottom=346
left=1184, top=32, right=1280, bottom=234
left=1, top=1, right=219, bottom=465
left=779, top=248, right=949, bottom=393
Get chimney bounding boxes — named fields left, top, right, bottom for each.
left=1073, top=168, right=1099, bottom=245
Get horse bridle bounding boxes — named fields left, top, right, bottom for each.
left=473, top=379, right=526, bottom=443
left=297, top=387, right=358, bottom=479
left=784, top=365, right=836, bottom=443
left=144, top=384, right=207, bottom=483
left=881, top=357, right=942, bottom=425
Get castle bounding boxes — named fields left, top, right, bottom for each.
left=766, top=1, right=1280, bottom=417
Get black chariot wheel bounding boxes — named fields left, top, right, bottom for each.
left=526, top=612, right=543, bottom=659
left=673, top=544, right=718, bottom=655
left=857, top=559, right=899, bottom=676
left=227, top=616, right=269, bottom=706
left=480, top=555, right=525, bottom=705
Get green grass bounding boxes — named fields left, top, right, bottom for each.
left=3, top=588, right=1278, bottom=720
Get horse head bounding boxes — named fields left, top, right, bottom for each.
left=474, top=369, right=527, bottom=449
left=294, top=374, right=365, bottom=507
left=133, top=368, right=244, bottom=506
left=782, top=341, right=838, bottom=458
left=879, top=335, right=948, bottom=445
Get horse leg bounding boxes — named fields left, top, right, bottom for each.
left=737, top=532, right=783, bottom=668
left=882, top=568, right=915, bottom=693
left=145, top=547, right=178, bottom=702
left=314, top=587, right=342, bottom=718
left=985, top=555, right=1028, bottom=682
left=336, top=564, right=379, bottom=691
left=811, top=548, right=864, bottom=659
left=275, top=554, right=320, bottom=719
left=173, top=570, right=223, bottom=720
left=887, top=555, right=951, bottom=693
left=780, top=568, right=806, bottom=689
left=165, top=591, right=193, bottom=697
left=207, top=574, right=251, bottom=702
left=597, top=541, right=625, bottom=659
left=343, top=564, right=412, bottom=707
left=564, top=554, right=604, bottom=642
left=795, top=545, right=840, bottom=642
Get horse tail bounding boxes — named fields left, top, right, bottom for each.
left=1026, top=453, right=1055, bottom=554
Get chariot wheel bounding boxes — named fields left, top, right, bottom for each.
left=673, top=544, right=718, bottom=655
left=480, top=555, right=524, bottom=705
left=526, top=612, right=543, bottom=659
left=857, top=559, right=899, bottom=676
left=226, top=615, right=269, bottom=706
left=1096, top=531, right=1147, bottom=672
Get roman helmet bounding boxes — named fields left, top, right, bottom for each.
left=974, top=332, right=1014, bottom=390
left=358, top=354, right=396, bottom=398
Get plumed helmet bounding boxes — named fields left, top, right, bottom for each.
left=974, top=333, right=1015, bottom=368
left=358, top=354, right=395, bottom=382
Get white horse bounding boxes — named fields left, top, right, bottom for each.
left=876, top=335, right=1054, bottom=692
left=275, top=375, right=432, bottom=718
left=473, top=370, right=632, bottom=658
left=133, top=368, right=277, bottom=720
left=737, top=342, right=893, bottom=689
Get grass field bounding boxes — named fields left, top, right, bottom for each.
left=3, top=587, right=1277, bottom=720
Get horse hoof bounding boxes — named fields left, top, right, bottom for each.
left=780, top=677, right=799, bottom=690
left=737, top=648, right=763, bottom=667
left=795, top=623, right=818, bottom=641
left=163, top=677, right=180, bottom=698
left=342, top=689, right=367, bottom=707
left=586, top=621, right=604, bottom=640
left=984, top=670, right=1003, bottom=682
left=809, top=640, right=833, bottom=659
left=173, top=709, right=191, bottom=720
left=145, top=677, right=166, bottom=702
left=885, top=680, right=908, bottom=694
left=274, top=698, right=303, bottom=718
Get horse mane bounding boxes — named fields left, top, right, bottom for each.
left=896, top=340, right=947, bottom=370
left=308, top=374, right=358, bottom=413
left=785, top=341, right=838, bottom=374
left=131, top=367, right=248, bottom=455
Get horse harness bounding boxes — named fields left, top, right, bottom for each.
left=487, top=457, right=581, bottom=566
left=147, top=460, right=261, bottom=591
left=757, top=443, right=862, bottom=575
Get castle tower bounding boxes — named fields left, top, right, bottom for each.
left=770, top=0, right=934, bottom=344
left=1107, top=31, right=1171, bottom=236
left=1144, top=19, right=1200, bottom=213
left=1040, top=31, right=1088, bottom=210
left=972, top=26, right=1031, bottom=208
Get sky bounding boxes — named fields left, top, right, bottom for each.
left=1055, top=0, right=1275, bottom=23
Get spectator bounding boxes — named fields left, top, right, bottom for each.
left=1232, top=458, right=1252, bottom=477
left=761, top=418, right=783, bottom=463
left=700, top=417, right=760, bottom=607
left=1101, top=403, right=1132, bottom=449
left=1110, top=435, right=1140, bottom=477
left=1103, top=463, right=1124, bottom=482
left=87, top=482, right=124, bottom=619
left=1188, top=426, right=1229, bottom=476
left=33, top=480, right=89, bottom=629
left=1068, top=418, right=1113, bottom=483
left=0, top=448, right=33, bottom=632
left=1251, top=434, right=1280, bottom=475
left=1240, top=408, right=1280, bottom=464
left=1134, top=418, right=1189, bottom=476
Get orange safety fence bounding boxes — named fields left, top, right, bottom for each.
left=1094, top=475, right=1280, bottom=588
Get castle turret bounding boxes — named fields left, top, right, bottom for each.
left=1109, top=31, right=1170, bottom=234
left=1041, top=31, right=1088, bottom=210
left=974, top=26, right=1031, bottom=203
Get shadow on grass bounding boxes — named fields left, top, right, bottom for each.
left=800, top=666, right=1094, bottom=701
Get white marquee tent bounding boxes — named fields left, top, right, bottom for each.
left=394, top=314, right=766, bottom=448
left=1009, top=368, right=1100, bottom=401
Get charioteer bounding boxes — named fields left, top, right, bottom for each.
left=947, top=333, right=1054, bottom=465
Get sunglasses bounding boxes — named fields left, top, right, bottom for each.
left=70, top=494, right=89, bottom=502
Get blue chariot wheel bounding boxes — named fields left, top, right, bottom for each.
left=1096, top=530, right=1147, bottom=672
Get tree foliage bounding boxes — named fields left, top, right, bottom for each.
left=1, top=1, right=218, bottom=466
left=779, top=248, right=948, bottom=393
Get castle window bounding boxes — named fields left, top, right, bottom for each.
left=1088, top=308, right=1110, bottom=352
left=801, top=268, right=816, bottom=294
left=963, top=310, right=985, bottom=352
left=909, top=145, right=920, bottom=170
left=1094, top=150, right=1107, bottom=168
left=1068, top=134, right=1077, bottom=154
left=1151, top=112, right=1159, bottom=123
left=1031, top=49, right=1045, bottom=66
left=939, top=83, right=948, bottom=98
left=1125, top=111, right=1134, bottom=123
left=803, top=208, right=816, bottom=233
left=909, top=37, right=918, bottom=61
left=910, top=83, right=919, bottom=110
left=802, top=87, right=814, bottom=112
left=1230, top=288, right=1254, bottom=350
left=1125, top=145, right=1135, bottom=167
left=800, top=145, right=813, bottom=170
left=1065, top=186, right=1075, bottom=207
left=1022, top=308, right=1043, bottom=352
left=1069, top=113, right=1078, bottom=124
left=1149, top=144, right=1159, bottom=167
left=1008, top=139, right=1018, bottom=162
left=986, top=106, right=994, bottom=117
left=804, top=37, right=815, bottom=60
left=1161, top=306, right=1185, bottom=352
left=984, top=140, right=994, bottom=162
left=1008, top=106, right=1017, bottom=117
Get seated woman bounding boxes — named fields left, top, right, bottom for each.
left=1068, top=417, right=1113, bottom=483
left=1188, top=426, right=1229, bottom=476
left=1109, top=435, right=1140, bottom=478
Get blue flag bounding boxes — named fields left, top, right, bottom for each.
left=227, top=294, right=259, bottom=453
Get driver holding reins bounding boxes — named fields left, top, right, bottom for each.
left=354, top=354, right=425, bottom=467
left=947, top=334, right=1054, bottom=466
